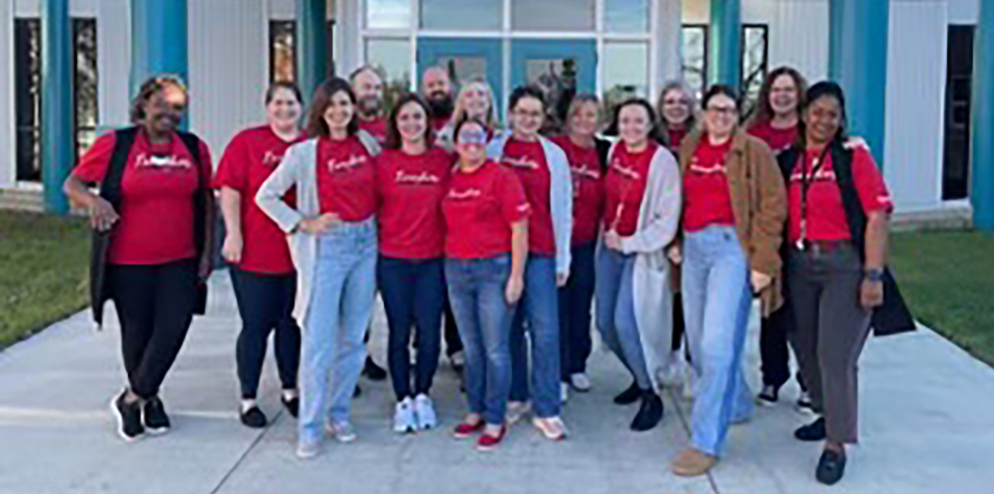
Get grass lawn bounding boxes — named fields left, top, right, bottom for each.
left=0, top=210, right=90, bottom=349
left=890, top=230, right=994, bottom=366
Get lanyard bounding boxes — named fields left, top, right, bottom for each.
left=796, top=144, right=833, bottom=250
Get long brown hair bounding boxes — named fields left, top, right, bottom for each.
left=747, top=66, right=808, bottom=128
left=384, top=93, right=434, bottom=149
left=305, top=77, right=359, bottom=138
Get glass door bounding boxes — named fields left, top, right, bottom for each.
left=510, top=39, right=597, bottom=131
left=417, top=38, right=504, bottom=110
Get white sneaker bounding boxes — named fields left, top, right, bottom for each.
left=683, top=366, right=697, bottom=401
left=326, top=420, right=357, bottom=443
left=506, top=401, right=531, bottom=425
left=569, top=373, right=591, bottom=392
left=296, top=440, right=321, bottom=459
left=450, top=351, right=466, bottom=369
left=533, top=416, right=568, bottom=441
left=560, top=382, right=569, bottom=404
left=661, top=352, right=686, bottom=388
left=414, top=394, right=437, bottom=430
left=797, top=392, right=814, bottom=414
left=394, top=398, right=416, bottom=434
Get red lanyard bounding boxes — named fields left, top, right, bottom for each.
left=796, top=145, right=833, bottom=250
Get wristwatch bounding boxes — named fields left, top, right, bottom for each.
left=864, top=268, right=885, bottom=283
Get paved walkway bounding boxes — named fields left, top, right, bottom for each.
left=0, top=272, right=992, bottom=494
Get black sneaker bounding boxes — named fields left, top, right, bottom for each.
left=794, top=417, right=827, bottom=442
left=630, top=392, right=664, bottom=432
left=111, top=391, right=144, bottom=442
left=363, top=357, right=387, bottom=381
left=816, top=449, right=847, bottom=485
left=240, top=406, right=268, bottom=429
left=282, top=395, right=299, bottom=418
left=142, top=396, right=170, bottom=435
left=354, top=384, right=363, bottom=398
left=613, top=382, right=642, bottom=405
left=757, top=385, right=779, bottom=406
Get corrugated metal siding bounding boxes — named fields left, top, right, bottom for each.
left=767, top=0, right=829, bottom=82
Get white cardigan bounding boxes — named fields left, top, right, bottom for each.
left=603, top=142, right=683, bottom=390
left=255, top=132, right=380, bottom=326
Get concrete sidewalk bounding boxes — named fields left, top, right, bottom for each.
left=0, top=272, right=991, bottom=494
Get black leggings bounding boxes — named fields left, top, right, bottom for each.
left=230, top=268, right=300, bottom=399
left=109, top=259, right=198, bottom=400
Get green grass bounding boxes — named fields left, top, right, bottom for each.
left=890, top=230, right=994, bottom=365
left=0, top=210, right=90, bottom=349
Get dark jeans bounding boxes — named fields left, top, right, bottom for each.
left=377, top=256, right=445, bottom=400
left=230, top=268, right=300, bottom=399
left=109, top=259, right=198, bottom=400
left=786, top=245, right=872, bottom=444
left=509, top=256, right=562, bottom=418
left=558, top=243, right=595, bottom=377
left=759, top=303, right=806, bottom=390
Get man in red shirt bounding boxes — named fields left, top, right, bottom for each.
left=421, top=66, right=455, bottom=132
left=351, top=66, right=387, bottom=145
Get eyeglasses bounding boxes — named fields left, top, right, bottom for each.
left=457, top=129, right=488, bottom=145
left=513, top=110, right=543, bottom=119
left=706, top=106, right=737, bottom=116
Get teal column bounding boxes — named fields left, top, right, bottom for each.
left=709, top=0, right=741, bottom=87
left=828, top=0, right=889, bottom=165
left=972, top=0, right=994, bottom=231
left=130, top=0, right=188, bottom=97
left=297, top=0, right=328, bottom=106
left=41, top=0, right=73, bottom=214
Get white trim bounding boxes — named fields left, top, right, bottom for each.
left=501, top=0, right=512, bottom=118
left=409, top=0, right=419, bottom=91
left=648, top=0, right=659, bottom=99
left=2, top=0, right=16, bottom=187
left=595, top=0, right=605, bottom=97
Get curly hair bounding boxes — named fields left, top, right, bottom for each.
left=130, top=75, right=187, bottom=124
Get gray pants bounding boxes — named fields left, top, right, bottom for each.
left=786, top=245, right=871, bottom=444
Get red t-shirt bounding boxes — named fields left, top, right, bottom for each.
left=214, top=125, right=303, bottom=274
left=787, top=147, right=893, bottom=242
left=748, top=121, right=798, bottom=155
left=73, top=130, right=212, bottom=265
left=375, top=147, right=453, bottom=259
left=442, top=161, right=531, bottom=259
left=683, top=136, right=736, bottom=233
left=500, top=138, right=556, bottom=256
left=316, top=136, right=377, bottom=221
left=551, top=135, right=604, bottom=246
left=359, top=117, right=387, bottom=145
left=604, top=141, right=657, bottom=237
left=666, top=127, right=689, bottom=152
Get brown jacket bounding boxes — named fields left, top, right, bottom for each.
left=677, top=129, right=787, bottom=316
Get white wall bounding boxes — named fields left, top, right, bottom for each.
left=884, top=0, right=948, bottom=212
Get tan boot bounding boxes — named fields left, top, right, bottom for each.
left=671, top=448, right=718, bottom=477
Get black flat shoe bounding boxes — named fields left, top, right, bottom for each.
left=614, top=382, right=642, bottom=405
left=816, top=449, right=847, bottom=485
left=795, top=417, right=827, bottom=441
left=240, top=406, right=268, bottom=429
left=630, top=392, right=664, bottom=431
left=281, top=395, right=299, bottom=418
left=354, top=384, right=362, bottom=398
left=363, top=357, right=388, bottom=381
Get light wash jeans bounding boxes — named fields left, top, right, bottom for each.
left=298, top=219, right=378, bottom=445
left=595, top=245, right=651, bottom=391
left=509, top=256, right=562, bottom=418
left=681, top=225, right=754, bottom=456
left=445, top=255, right=515, bottom=426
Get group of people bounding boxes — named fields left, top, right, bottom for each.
left=64, top=61, right=913, bottom=486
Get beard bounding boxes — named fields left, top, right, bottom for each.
left=358, top=96, right=384, bottom=118
left=427, top=93, right=455, bottom=120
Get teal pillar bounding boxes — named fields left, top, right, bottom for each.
left=828, top=0, right=889, bottom=165
left=972, top=0, right=994, bottom=231
left=41, top=0, right=73, bottom=214
left=297, top=0, right=328, bottom=106
left=709, top=0, right=741, bottom=87
left=130, top=0, right=188, bottom=98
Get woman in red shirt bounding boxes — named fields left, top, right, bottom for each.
left=215, top=82, right=305, bottom=429
left=64, top=76, right=214, bottom=442
left=656, top=81, right=697, bottom=152
left=784, top=82, right=895, bottom=486
left=256, top=78, right=380, bottom=459
left=375, top=94, right=452, bottom=433
left=549, top=94, right=607, bottom=396
left=445, top=118, right=529, bottom=451
left=746, top=67, right=810, bottom=408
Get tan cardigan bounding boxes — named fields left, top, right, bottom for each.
left=678, top=129, right=787, bottom=316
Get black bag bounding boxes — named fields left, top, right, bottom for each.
left=89, top=128, right=210, bottom=328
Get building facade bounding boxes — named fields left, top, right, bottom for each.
left=0, top=0, right=990, bottom=228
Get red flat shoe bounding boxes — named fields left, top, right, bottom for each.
left=453, top=420, right=485, bottom=439
left=476, top=425, right=506, bottom=451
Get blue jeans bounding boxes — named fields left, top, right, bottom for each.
left=445, top=256, right=515, bottom=426
left=377, top=256, right=445, bottom=400
left=558, top=243, right=595, bottom=376
left=594, top=245, right=651, bottom=391
left=509, top=256, right=562, bottom=418
left=298, top=219, right=377, bottom=444
left=682, top=225, right=754, bottom=456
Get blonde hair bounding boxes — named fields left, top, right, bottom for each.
left=563, top=93, right=600, bottom=136
left=450, top=79, right=499, bottom=130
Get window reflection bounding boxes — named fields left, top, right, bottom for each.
left=366, top=0, right=411, bottom=29
left=605, top=0, right=649, bottom=33
left=512, top=0, right=595, bottom=32
left=603, top=41, right=649, bottom=112
left=420, top=0, right=502, bottom=31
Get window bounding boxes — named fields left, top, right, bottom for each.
left=365, top=37, right=412, bottom=88
left=366, top=0, right=411, bottom=29
left=681, top=24, right=709, bottom=100
left=741, top=24, right=769, bottom=118
left=943, top=25, right=975, bottom=200
left=14, top=17, right=98, bottom=182
left=512, top=0, right=595, bottom=32
left=602, top=41, right=649, bottom=113
left=605, top=0, right=650, bottom=34
left=268, top=20, right=336, bottom=84
left=420, top=0, right=502, bottom=31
